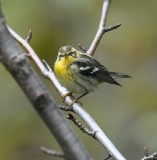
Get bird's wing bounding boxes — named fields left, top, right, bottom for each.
left=69, top=57, right=120, bottom=86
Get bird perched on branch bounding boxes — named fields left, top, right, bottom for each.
left=54, top=45, right=130, bottom=105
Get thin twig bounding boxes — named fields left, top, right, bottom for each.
left=78, top=44, right=87, bottom=53
left=42, top=59, right=53, bottom=72
left=87, top=0, right=111, bottom=56
left=141, top=147, right=157, bottom=160
left=104, top=23, right=121, bottom=33
left=141, top=152, right=157, bottom=160
left=41, top=146, right=64, bottom=158
left=25, top=29, right=32, bottom=43
left=144, top=147, right=149, bottom=157
left=78, top=23, right=121, bottom=54
left=24, top=29, right=33, bottom=58
left=67, top=113, right=96, bottom=137
left=104, top=154, right=111, bottom=160
left=58, top=105, right=73, bottom=112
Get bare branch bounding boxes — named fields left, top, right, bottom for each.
left=25, top=29, right=32, bottom=43
left=58, top=105, right=74, bottom=112
left=144, top=147, right=149, bottom=157
left=141, top=152, right=157, bottom=160
left=141, top=147, right=157, bottom=160
left=42, top=59, right=53, bottom=72
left=8, top=26, right=126, bottom=160
left=41, top=146, right=64, bottom=158
left=67, top=113, right=96, bottom=137
left=104, top=154, right=111, bottom=160
left=78, top=23, right=121, bottom=54
left=104, top=23, right=121, bottom=33
left=87, top=0, right=111, bottom=56
left=78, top=43, right=88, bottom=53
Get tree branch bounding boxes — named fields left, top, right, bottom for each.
left=67, top=113, right=96, bottom=137
left=0, top=7, right=91, bottom=160
left=5, top=0, right=127, bottom=159
left=104, top=23, right=121, bottom=33
left=141, top=152, right=157, bottom=160
left=7, top=26, right=126, bottom=160
left=41, top=147, right=64, bottom=159
left=104, top=154, right=112, bottom=160
left=87, top=0, right=111, bottom=56
left=141, top=147, right=157, bottom=160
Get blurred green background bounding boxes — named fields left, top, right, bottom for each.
left=0, top=0, right=157, bottom=159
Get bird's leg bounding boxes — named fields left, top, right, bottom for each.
left=76, top=91, right=89, bottom=102
left=68, top=89, right=89, bottom=107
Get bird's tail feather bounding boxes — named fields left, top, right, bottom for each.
left=110, top=72, right=131, bottom=79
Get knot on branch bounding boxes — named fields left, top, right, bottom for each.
left=11, top=54, right=30, bottom=80
left=34, top=92, right=51, bottom=112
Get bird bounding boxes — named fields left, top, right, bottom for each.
left=54, top=45, right=131, bottom=105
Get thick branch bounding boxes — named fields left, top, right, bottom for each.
left=0, top=8, right=91, bottom=160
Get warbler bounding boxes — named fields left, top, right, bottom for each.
left=54, top=45, right=130, bottom=104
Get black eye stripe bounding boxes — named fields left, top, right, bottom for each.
left=58, top=54, right=64, bottom=60
left=68, top=52, right=73, bottom=55
left=68, top=51, right=76, bottom=56
left=58, top=54, right=64, bottom=58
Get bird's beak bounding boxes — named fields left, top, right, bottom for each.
left=64, top=53, right=68, bottom=59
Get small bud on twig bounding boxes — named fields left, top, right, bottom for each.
left=25, top=29, right=32, bottom=43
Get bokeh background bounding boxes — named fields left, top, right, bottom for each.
left=0, top=0, right=157, bottom=159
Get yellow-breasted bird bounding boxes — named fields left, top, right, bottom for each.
left=54, top=45, right=130, bottom=105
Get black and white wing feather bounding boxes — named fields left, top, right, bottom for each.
left=69, top=57, right=121, bottom=86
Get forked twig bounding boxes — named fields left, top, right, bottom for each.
left=78, top=23, right=121, bottom=54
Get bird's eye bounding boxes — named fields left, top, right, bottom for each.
left=58, top=54, right=64, bottom=60
left=69, top=51, right=75, bottom=57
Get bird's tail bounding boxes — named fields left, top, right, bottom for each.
left=110, top=72, right=131, bottom=79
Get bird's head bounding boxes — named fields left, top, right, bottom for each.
left=57, top=46, right=79, bottom=62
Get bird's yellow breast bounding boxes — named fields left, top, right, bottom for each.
left=54, top=56, right=75, bottom=80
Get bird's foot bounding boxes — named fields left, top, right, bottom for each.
left=62, top=92, right=82, bottom=107
left=68, top=98, right=82, bottom=107
left=62, top=92, right=75, bottom=103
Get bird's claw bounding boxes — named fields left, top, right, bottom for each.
left=68, top=98, right=82, bottom=107
left=62, top=92, right=75, bottom=103
left=62, top=92, right=82, bottom=107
